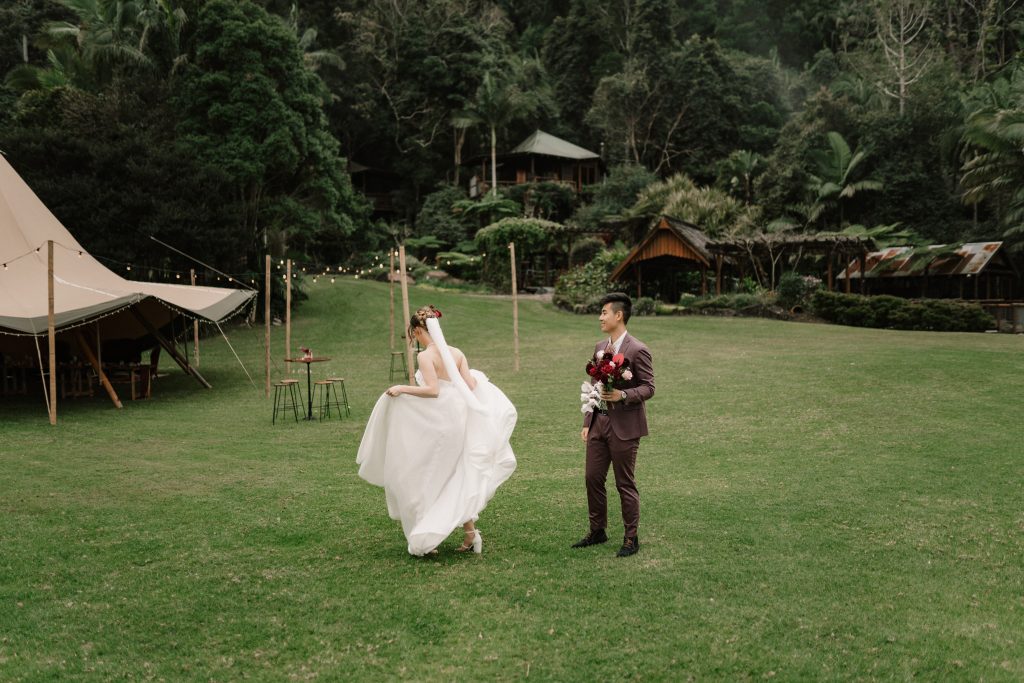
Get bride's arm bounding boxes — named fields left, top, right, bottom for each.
left=457, top=353, right=477, bottom=391
left=387, top=350, right=440, bottom=398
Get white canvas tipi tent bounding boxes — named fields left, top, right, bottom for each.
left=0, top=154, right=255, bottom=408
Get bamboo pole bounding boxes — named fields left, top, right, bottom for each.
left=47, top=240, right=56, bottom=425
left=191, top=268, right=199, bottom=366
left=510, top=241, right=519, bottom=372
left=74, top=330, right=122, bottom=409
left=264, top=254, right=271, bottom=398
left=398, top=245, right=414, bottom=384
left=285, top=258, right=292, bottom=371
left=389, top=250, right=396, bottom=351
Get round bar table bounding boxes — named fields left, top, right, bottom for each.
left=284, top=357, right=331, bottom=420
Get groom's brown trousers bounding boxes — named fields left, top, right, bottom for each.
left=586, top=412, right=640, bottom=537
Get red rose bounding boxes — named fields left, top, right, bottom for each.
left=612, top=353, right=624, bottom=365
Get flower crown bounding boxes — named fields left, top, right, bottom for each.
left=414, top=305, right=443, bottom=324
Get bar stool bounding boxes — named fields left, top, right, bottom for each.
left=313, top=380, right=343, bottom=421
left=326, top=377, right=351, bottom=417
left=272, top=379, right=301, bottom=424
left=389, top=350, right=408, bottom=382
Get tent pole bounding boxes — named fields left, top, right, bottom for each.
left=130, top=308, right=211, bottom=389
left=399, top=245, right=414, bottom=384
left=389, top=250, right=396, bottom=351
left=510, top=241, right=519, bottom=372
left=74, top=330, right=122, bottom=409
left=264, top=254, right=271, bottom=397
left=191, top=268, right=199, bottom=366
left=47, top=240, right=56, bottom=425
left=285, top=259, right=292, bottom=372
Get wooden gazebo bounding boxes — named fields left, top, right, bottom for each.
left=705, top=233, right=876, bottom=293
left=609, top=216, right=716, bottom=300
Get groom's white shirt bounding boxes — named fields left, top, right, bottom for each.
left=609, top=330, right=628, bottom=354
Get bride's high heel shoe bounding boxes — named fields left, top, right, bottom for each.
left=455, top=529, right=482, bottom=554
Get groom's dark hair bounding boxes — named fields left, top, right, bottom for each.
left=600, top=292, right=632, bottom=324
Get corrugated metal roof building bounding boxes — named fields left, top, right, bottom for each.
left=837, top=242, right=1020, bottom=300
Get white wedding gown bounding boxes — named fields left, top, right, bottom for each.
left=356, top=369, right=517, bottom=556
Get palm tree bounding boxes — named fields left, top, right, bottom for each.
left=456, top=56, right=554, bottom=197
left=806, top=131, right=883, bottom=229
left=46, top=0, right=153, bottom=79
left=718, top=149, right=764, bottom=204
left=960, top=67, right=1024, bottom=243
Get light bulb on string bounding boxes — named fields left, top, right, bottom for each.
left=331, top=277, right=335, bottom=283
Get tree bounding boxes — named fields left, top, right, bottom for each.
left=806, top=131, right=883, bottom=228
left=960, top=64, right=1024, bottom=247
left=716, top=150, right=765, bottom=203
left=174, top=0, right=366, bottom=264
left=874, top=0, right=934, bottom=116
left=457, top=57, right=555, bottom=197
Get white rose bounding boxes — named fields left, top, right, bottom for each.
left=622, top=369, right=633, bottom=381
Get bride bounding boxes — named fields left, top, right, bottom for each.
left=356, top=305, right=517, bottom=556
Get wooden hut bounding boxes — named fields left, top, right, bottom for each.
left=467, top=130, right=604, bottom=197
left=609, top=216, right=715, bottom=300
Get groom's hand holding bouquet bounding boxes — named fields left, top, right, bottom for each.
left=580, top=350, right=633, bottom=413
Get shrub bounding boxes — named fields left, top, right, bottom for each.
left=633, top=296, right=657, bottom=316
left=505, top=181, right=576, bottom=222
left=434, top=251, right=481, bottom=280
left=553, top=248, right=628, bottom=313
left=810, top=291, right=994, bottom=332
left=475, top=217, right=559, bottom=291
left=415, top=186, right=474, bottom=247
left=777, top=272, right=822, bottom=308
left=569, top=237, right=605, bottom=266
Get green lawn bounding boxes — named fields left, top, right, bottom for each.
left=2, top=279, right=1023, bottom=681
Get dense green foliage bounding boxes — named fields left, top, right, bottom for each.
left=4, top=0, right=1024, bottom=283
left=553, top=247, right=627, bottom=313
left=811, top=291, right=995, bottom=332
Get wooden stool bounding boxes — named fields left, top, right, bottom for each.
left=326, top=377, right=351, bottom=417
left=389, top=351, right=408, bottom=382
left=313, top=380, right=343, bottom=421
left=272, top=379, right=301, bottom=424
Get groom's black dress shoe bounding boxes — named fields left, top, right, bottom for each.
left=616, top=536, right=639, bottom=557
left=571, top=528, right=608, bottom=548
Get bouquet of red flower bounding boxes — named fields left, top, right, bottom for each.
left=580, top=350, right=633, bottom=413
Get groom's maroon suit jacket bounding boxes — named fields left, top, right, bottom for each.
left=584, top=333, right=655, bottom=440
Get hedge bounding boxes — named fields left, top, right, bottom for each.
left=810, top=291, right=994, bottom=332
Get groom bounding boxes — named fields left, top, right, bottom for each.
left=574, top=292, right=655, bottom=557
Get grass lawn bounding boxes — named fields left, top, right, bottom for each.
left=2, top=278, right=1023, bottom=681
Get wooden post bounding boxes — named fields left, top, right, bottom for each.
left=845, top=254, right=852, bottom=294
left=264, top=254, right=271, bottom=398
left=190, top=269, right=199, bottom=366
left=715, top=255, right=723, bottom=295
left=510, top=242, right=520, bottom=372
left=399, top=245, right=414, bottom=384
left=285, top=259, right=292, bottom=371
left=47, top=240, right=56, bottom=425
left=827, top=253, right=834, bottom=291
left=636, top=262, right=643, bottom=298
left=74, top=330, right=121, bottom=409
left=859, top=254, right=867, bottom=295
left=389, top=250, right=396, bottom=350
left=130, top=308, right=212, bottom=389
